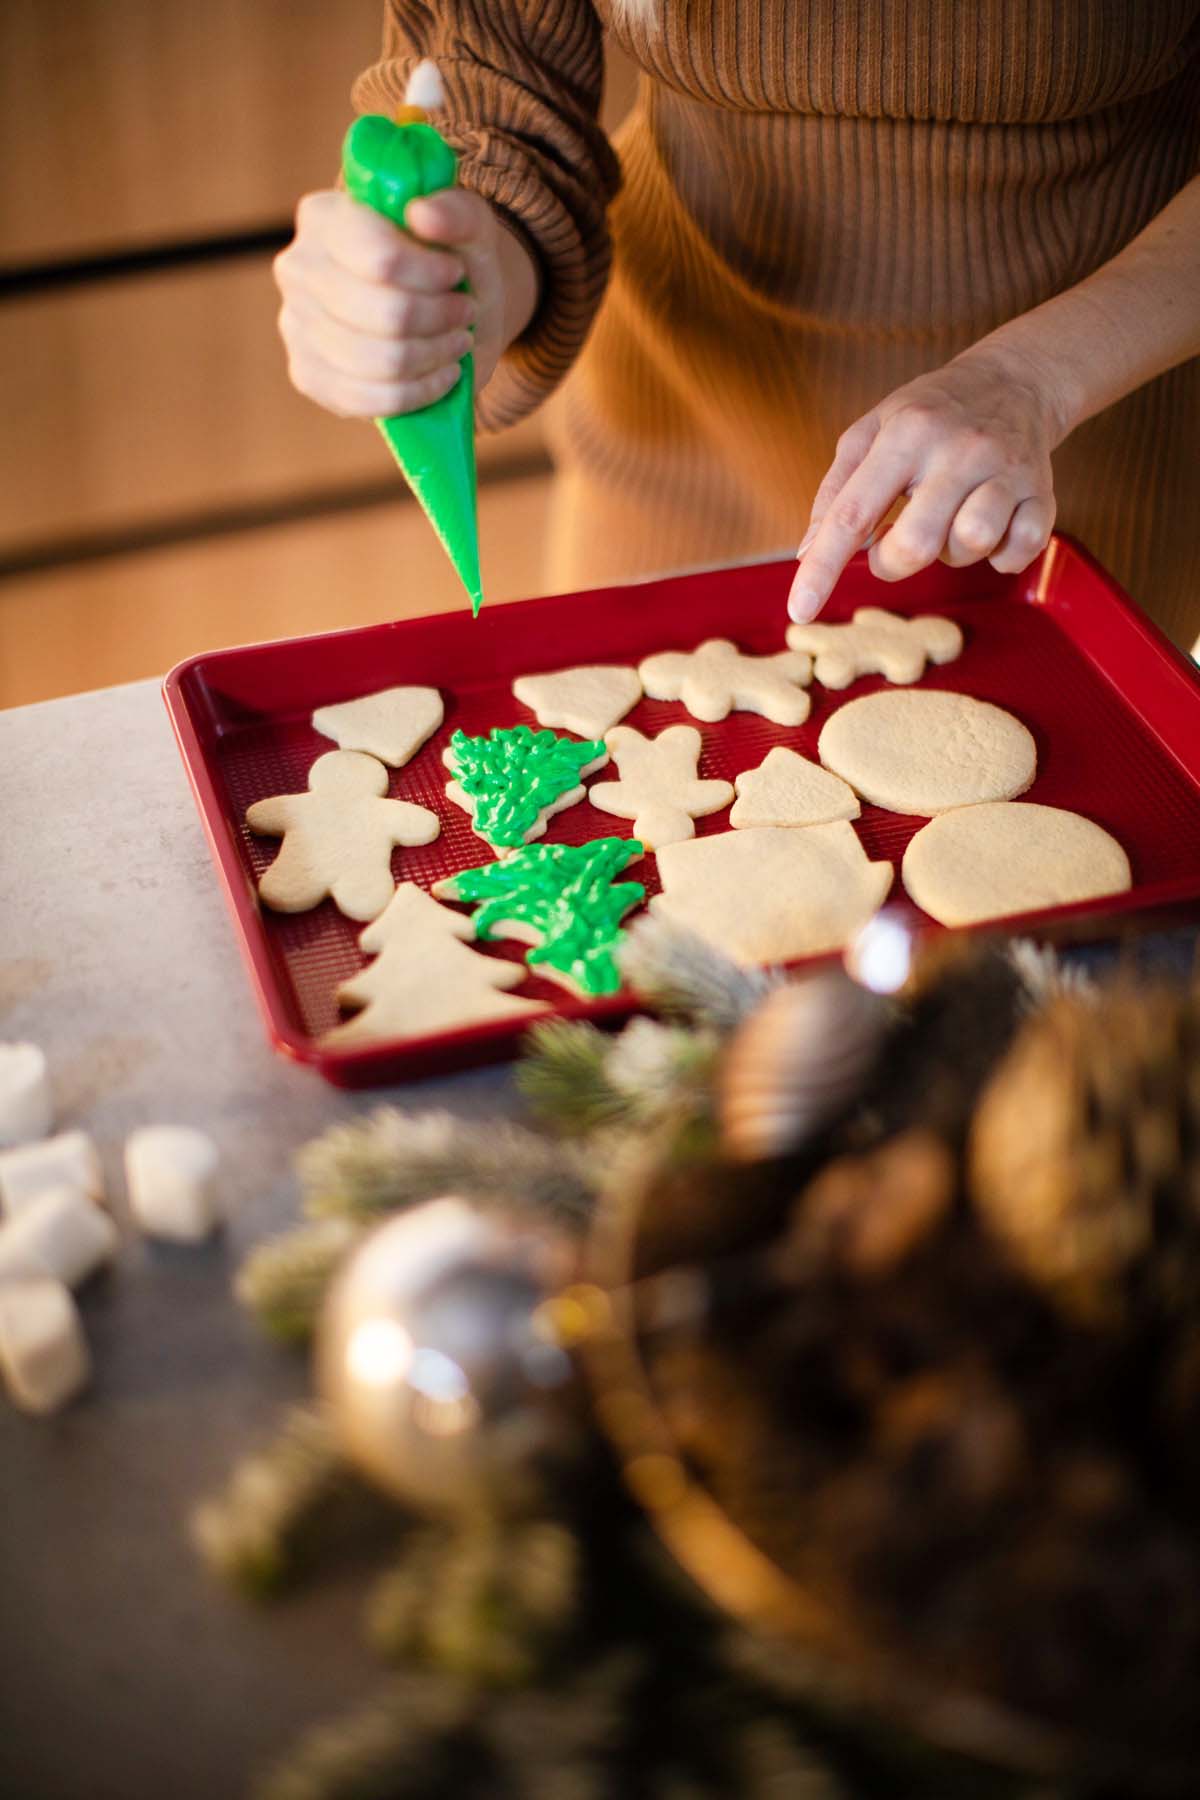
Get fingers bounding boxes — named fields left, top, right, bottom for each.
left=278, top=244, right=476, bottom=339
left=788, top=437, right=916, bottom=621
left=868, top=475, right=967, bottom=582
left=280, top=296, right=472, bottom=386
left=989, top=496, right=1056, bottom=573
left=940, top=478, right=1017, bottom=566
left=406, top=189, right=505, bottom=315
left=295, top=189, right=465, bottom=290
left=284, top=345, right=463, bottom=420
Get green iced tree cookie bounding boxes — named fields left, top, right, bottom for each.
left=444, top=725, right=608, bottom=850
left=437, top=838, right=645, bottom=996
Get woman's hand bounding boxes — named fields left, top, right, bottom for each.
left=787, top=345, right=1070, bottom=622
left=274, top=186, right=534, bottom=419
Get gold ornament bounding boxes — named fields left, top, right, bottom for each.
left=718, top=972, right=889, bottom=1163
left=316, top=1199, right=578, bottom=1516
left=968, top=983, right=1200, bottom=1326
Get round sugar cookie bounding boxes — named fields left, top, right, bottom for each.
left=902, top=802, right=1131, bottom=926
left=818, top=690, right=1036, bottom=816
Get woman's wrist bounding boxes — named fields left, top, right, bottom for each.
left=493, top=213, right=541, bottom=356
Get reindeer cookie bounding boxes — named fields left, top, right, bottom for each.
left=245, top=750, right=440, bottom=922
left=588, top=725, right=733, bottom=850
left=638, top=638, right=813, bottom=725
left=785, top=606, right=963, bottom=689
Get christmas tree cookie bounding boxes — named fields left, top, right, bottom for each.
left=434, top=838, right=645, bottom=996
left=245, top=750, right=439, bottom=922
left=638, top=638, right=813, bottom=725
left=443, top=724, right=608, bottom=853
left=588, top=725, right=734, bottom=850
left=323, top=885, right=547, bottom=1048
left=311, top=685, right=443, bottom=768
left=786, top=606, right=963, bottom=689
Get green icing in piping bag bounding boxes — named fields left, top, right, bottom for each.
left=341, top=106, right=483, bottom=615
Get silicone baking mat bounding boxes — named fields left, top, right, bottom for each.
left=164, top=537, right=1200, bottom=1087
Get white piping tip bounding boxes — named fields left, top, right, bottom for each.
left=404, top=58, right=446, bottom=111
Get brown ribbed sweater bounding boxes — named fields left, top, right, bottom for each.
left=356, top=4, right=1200, bottom=647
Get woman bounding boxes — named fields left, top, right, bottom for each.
left=275, top=2, right=1200, bottom=646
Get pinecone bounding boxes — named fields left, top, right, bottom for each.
left=967, top=980, right=1200, bottom=1328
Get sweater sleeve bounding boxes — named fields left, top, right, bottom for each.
left=353, top=2, right=622, bottom=432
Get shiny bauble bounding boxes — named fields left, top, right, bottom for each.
left=316, top=1198, right=579, bottom=1517
left=718, top=970, right=888, bottom=1162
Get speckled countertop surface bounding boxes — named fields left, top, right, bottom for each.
left=0, top=679, right=516, bottom=1800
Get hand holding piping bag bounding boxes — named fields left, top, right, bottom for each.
left=340, top=60, right=484, bottom=615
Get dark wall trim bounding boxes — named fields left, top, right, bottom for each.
left=0, top=224, right=292, bottom=301
left=0, top=449, right=554, bottom=584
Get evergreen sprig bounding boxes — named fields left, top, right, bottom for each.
left=234, top=1217, right=361, bottom=1344
left=191, top=1405, right=380, bottom=1598
left=620, top=914, right=783, bottom=1030
left=296, top=1108, right=598, bottom=1231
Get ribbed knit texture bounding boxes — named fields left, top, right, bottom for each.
left=357, top=3, right=1200, bottom=647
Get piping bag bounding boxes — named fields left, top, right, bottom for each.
left=342, top=61, right=483, bottom=615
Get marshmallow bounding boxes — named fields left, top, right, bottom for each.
left=0, top=1130, right=104, bottom=1217
left=0, top=1185, right=118, bottom=1289
left=0, top=1276, right=91, bottom=1414
left=0, top=1042, right=53, bottom=1147
left=124, top=1126, right=221, bottom=1242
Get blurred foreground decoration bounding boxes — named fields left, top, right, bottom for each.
left=196, top=920, right=1200, bottom=1799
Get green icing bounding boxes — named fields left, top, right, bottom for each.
left=449, top=725, right=607, bottom=848
left=446, top=838, right=645, bottom=996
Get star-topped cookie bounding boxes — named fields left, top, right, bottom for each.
left=588, top=724, right=734, bottom=850
left=312, top=685, right=443, bottom=767
left=638, top=638, right=813, bottom=725
left=730, top=746, right=860, bottom=829
left=785, top=606, right=963, bottom=689
left=513, top=663, right=642, bottom=740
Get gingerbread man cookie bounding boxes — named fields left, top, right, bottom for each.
left=588, top=725, right=734, bottom=850
left=785, top=606, right=962, bottom=689
left=638, top=639, right=813, bottom=725
left=245, top=750, right=439, bottom=922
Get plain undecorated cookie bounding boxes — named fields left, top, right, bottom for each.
left=818, top=690, right=1036, bottom=816
left=651, top=824, right=893, bottom=965
left=786, top=606, right=963, bottom=689
left=325, top=885, right=546, bottom=1048
left=246, top=750, right=440, bottom=921
left=513, top=665, right=642, bottom=740
left=730, top=747, right=860, bottom=830
left=639, top=639, right=813, bottom=725
left=312, top=686, right=443, bottom=768
left=902, top=802, right=1132, bottom=926
left=588, top=725, right=734, bottom=849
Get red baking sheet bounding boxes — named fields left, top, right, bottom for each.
left=163, top=536, right=1200, bottom=1088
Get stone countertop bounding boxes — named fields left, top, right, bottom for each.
left=0, top=680, right=515, bottom=1799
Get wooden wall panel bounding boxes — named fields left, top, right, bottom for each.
left=0, top=263, right=546, bottom=555
left=0, top=473, right=556, bottom=708
left=0, top=0, right=384, bottom=265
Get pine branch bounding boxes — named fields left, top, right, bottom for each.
left=516, top=1019, right=629, bottom=1134
left=254, top=1682, right=482, bottom=1800
left=368, top=1517, right=583, bottom=1687
left=190, top=1405, right=379, bottom=1598
left=1007, top=937, right=1097, bottom=1013
left=297, top=1108, right=597, bottom=1231
left=605, top=1016, right=720, bottom=1120
left=235, top=1217, right=362, bottom=1344
left=620, top=915, right=783, bottom=1031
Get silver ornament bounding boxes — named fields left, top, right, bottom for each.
left=718, top=971, right=888, bottom=1162
left=316, top=1198, right=578, bottom=1517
